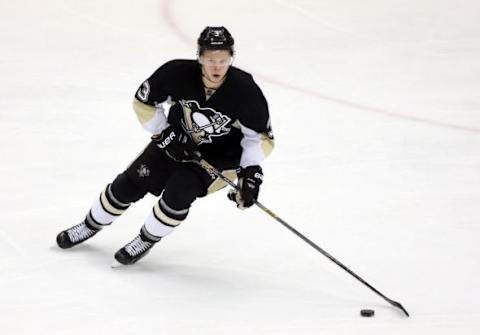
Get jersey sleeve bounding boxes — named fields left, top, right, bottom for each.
left=239, top=122, right=274, bottom=168
left=132, top=97, right=171, bottom=134
left=132, top=61, right=179, bottom=134
left=237, top=77, right=275, bottom=168
left=134, top=61, right=178, bottom=105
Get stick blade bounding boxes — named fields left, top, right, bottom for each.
left=390, top=300, right=410, bottom=317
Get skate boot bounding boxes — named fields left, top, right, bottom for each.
left=56, top=221, right=101, bottom=249
left=114, top=229, right=160, bottom=265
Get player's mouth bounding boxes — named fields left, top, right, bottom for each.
left=211, top=74, right=223, bottom=81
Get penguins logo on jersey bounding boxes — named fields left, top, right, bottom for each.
left=179, top=100, right=231, bottom=145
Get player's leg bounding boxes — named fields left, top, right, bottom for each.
left=56, top=172, right=147, bottom=249
left=114, top=165, right=210, bottom=265
left=56, top=141, right=175, bottom=249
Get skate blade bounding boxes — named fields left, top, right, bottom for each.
left=111, top=259, right=126, bottom=269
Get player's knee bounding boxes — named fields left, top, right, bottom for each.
left=163, top=170, right=206, bottom=209
left=162, top=188, right=198, bottom=211
left=111, top=172, right=147, bottom=204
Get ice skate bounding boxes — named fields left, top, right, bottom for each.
left=113, top=231, right=159, bottom=266
left=56, top=221, right=101, bottom=249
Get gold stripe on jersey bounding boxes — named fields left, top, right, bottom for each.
left=207, top=169, right=238, bottom=194
left=153, top=202, right=183, bottom=227
left=231, top=120, right=242, bottom=129
left=100, top=190, right=126, bottom=216
left=231, top=120, right=275, bottom=158
left=261, top=133, right=275, bottom=158
left=133, top=98, right=156, bottom=125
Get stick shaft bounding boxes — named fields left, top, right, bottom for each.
left=197, top=159, right=409, bottom=317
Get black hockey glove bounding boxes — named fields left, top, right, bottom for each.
left=228, top=165, right=263, bottom=209
left=152, top=126, right=201, bottom=163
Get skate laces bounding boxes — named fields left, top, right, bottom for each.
left=125, top=235, right=152, bottom=256
left=67, top=222, right=97, bottom=243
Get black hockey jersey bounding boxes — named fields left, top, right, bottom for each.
left=133, top=59, right=274, bottom=169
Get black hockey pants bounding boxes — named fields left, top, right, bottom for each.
left=110, top=141, right=215, bottom=211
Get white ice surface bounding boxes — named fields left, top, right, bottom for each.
left=1, top=0, right=480, bottom=334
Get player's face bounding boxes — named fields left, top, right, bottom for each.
left=199, top=50, right=232, bottom=84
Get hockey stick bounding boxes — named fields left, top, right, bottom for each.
left=196, top=158, right=410, bottom=317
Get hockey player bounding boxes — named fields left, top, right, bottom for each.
left=56, top=26, right=274, bottom=265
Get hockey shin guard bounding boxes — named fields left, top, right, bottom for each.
left=87, top=184, right=131, bottom=229
left=142, top=197, right=189, bottom=241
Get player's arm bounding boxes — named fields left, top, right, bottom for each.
left=134, top=83, right=200, bottom=162
left=237, top=76, right=275, bottom=167
left=238, top=121, right=274, bottom=168
left=132, top=61, right=183, bottom=135
left=133, top=80, right=171, bottom=135
left=229, top=117, right=274, bottom=209
left=228, top=75, right=275, bottom=209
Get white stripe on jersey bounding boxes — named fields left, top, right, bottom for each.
left=239, top=124, right=273, bottom=167
left=133, top=97, right=171, bottom=134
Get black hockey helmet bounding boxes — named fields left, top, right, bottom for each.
left=197, top=26, right=234, bottom=55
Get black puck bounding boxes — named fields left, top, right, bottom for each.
left=360, top=309, right=375, bottom=317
